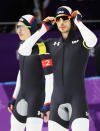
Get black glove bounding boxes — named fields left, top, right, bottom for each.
left=43, top=21, right=53, bottom=31
left=76, top=14, right=82, bottom=22
left=8, top=97, right=16, bottom=107
left=41, top=103, right=51, bottom=116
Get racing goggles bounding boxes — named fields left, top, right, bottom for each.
left=54, top=15, right=71, bottom=22
left=16, top=25, right=31, bottom=30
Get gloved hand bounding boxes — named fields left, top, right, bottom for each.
left=43, top=21, right=53, bottom=31
left=75, top=14, right=82, bottom=22
left=8, top=97, right=16, bottom=113
left=41, top=103, right=51, bottom=123
left=43, top=16, right=55, bottom=31
left=71, top=10, right=82, bottom=23
left=41, top=103, right=50, bottom=115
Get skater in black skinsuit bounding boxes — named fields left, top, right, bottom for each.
left=8, top=14, right=53, bottom=131
left=41, top=6, right=97, bottom=131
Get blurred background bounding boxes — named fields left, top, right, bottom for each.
left=0, top=0, right=100, bottom=131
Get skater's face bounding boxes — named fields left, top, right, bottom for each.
left=16, top=22, right=31, bottom=40
left=56, top=14, right=71, bottom=33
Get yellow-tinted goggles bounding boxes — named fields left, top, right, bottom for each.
left=16, top=25, right=31, bottom=30
left=54, top=15, right=71, bottom=22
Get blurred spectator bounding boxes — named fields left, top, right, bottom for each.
left=33, top=0, right=50, bottom=20
left=42, top=0, right=50, bottom=18
left=33, top=8, right=42, bottom=24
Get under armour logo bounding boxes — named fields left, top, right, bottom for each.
left=53, top=42, right=60, bottom=46
left=37, top=111, right=41, bottom=116
left=57, top=11, right=64, bottom=14
left=86, top=112, right=89, bottom=117
left=72, top=40, right=79, bottom=44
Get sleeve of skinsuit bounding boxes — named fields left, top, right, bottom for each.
left=37, top=42, right=54, bottom=106
left=74, top=14, right=98, bottom=49
left=18, top=22, right=52, bottom=56
left=12, top=70, right=21, bottom=100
